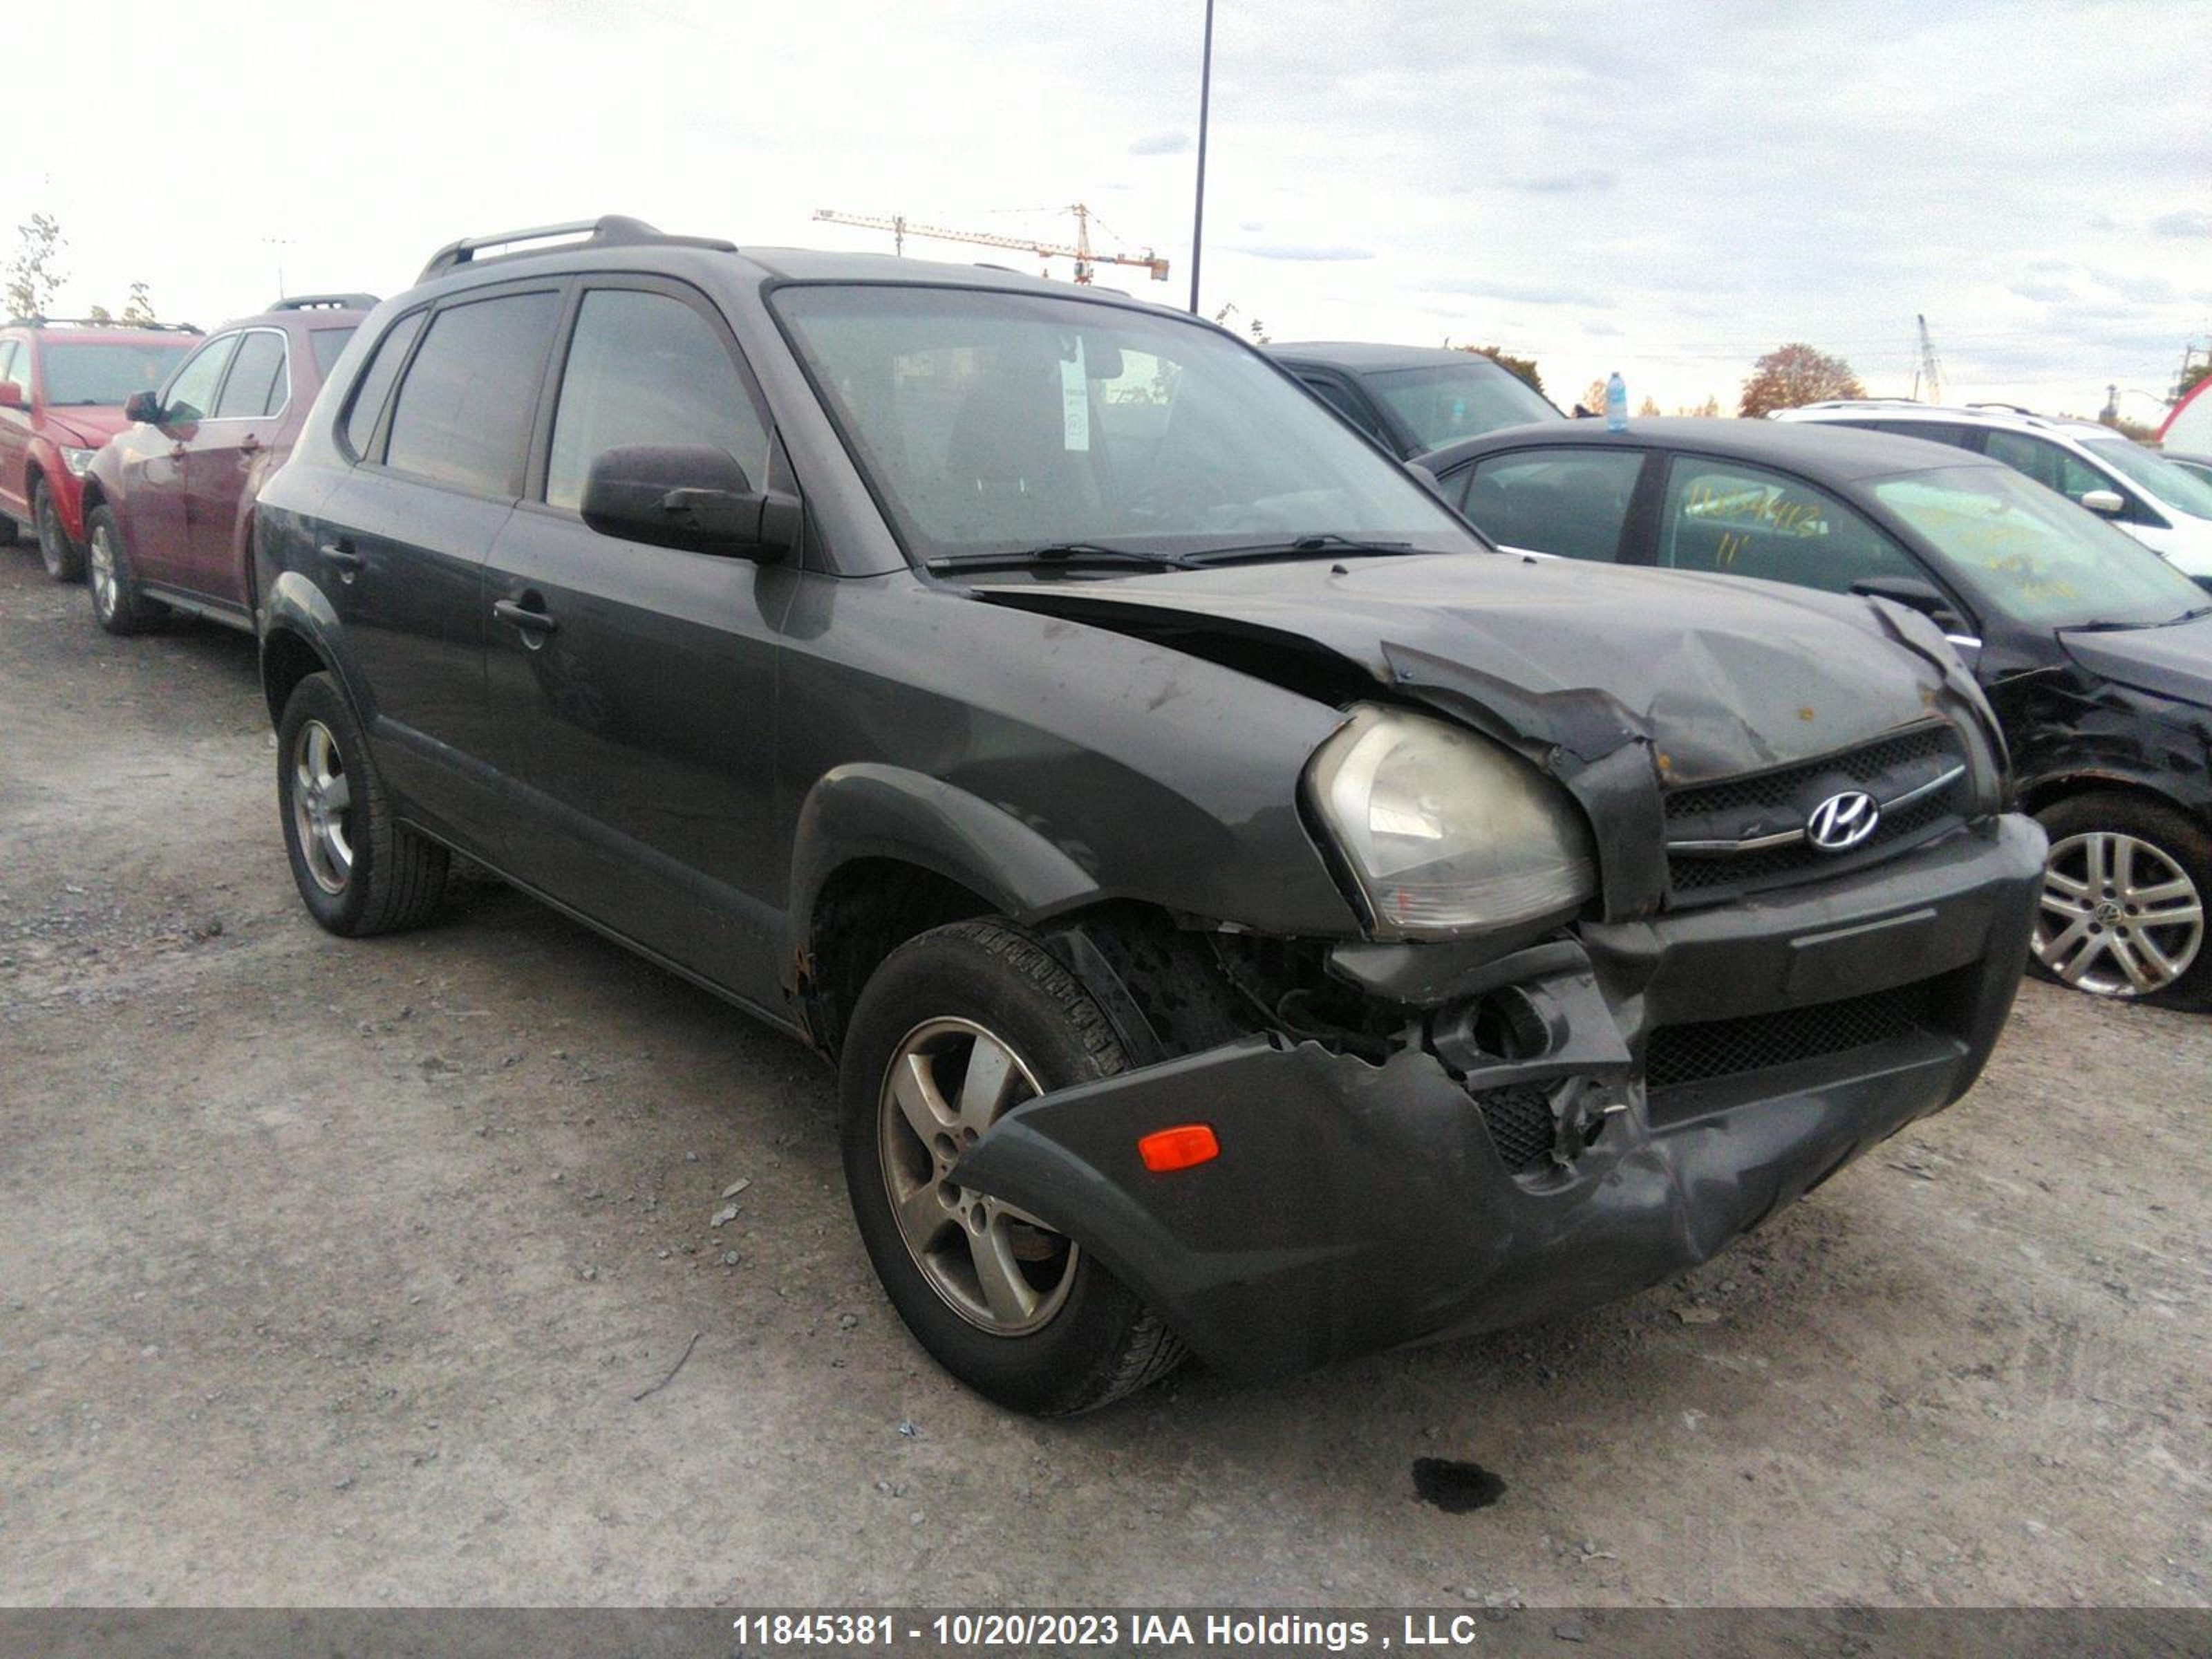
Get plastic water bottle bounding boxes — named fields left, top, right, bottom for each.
left=1604, top=371, right=1628, bottom=432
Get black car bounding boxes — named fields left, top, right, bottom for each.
left=1418, top=417, right=2212, bottom=1009
left=253, top=217, right=2041, bottom=1413
left=1264, top=341, right=1562, bottom=458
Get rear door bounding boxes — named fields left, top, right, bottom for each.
left=312, top=286, right=563, bottom=849
left=178, top=326, right=289, bottom=603
left=482, top=278, right=790, bottom=1001
left=0, top=341, right=28, bottom=518
left=1646, top=453, right=1938, bottom=595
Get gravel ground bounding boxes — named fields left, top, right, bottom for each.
left=1, top=548, right=2206, bottom=1609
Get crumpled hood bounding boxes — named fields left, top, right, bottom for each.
left=974, top=551, right=1958, bottom=785
left=39, top=406, right=130, bottom=447
left=2059, top=612, right=2212, bottom=711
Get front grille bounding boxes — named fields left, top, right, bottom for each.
left=1644, top=978, right=1936, bottom=1093
left=1664, top=724, right=1967, bottom=901
left=1474, top=1085, right=1555, bottom=1173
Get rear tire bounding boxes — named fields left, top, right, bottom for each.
left=276, top=671, right=450, bottom=937
left=2027, top=791, right=2212, bottom=1010
left=838, top=919, right=1185, bottom=1415
left=86, top=506, right=163, bottom=635
left=33, top=477, right=83, bottom=581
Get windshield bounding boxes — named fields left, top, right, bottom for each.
left=1364, top=359, right=1562, bottom=449
left=1873, top=465, right=2206, bottom=630
left=2079, top=436, right=2212, bottom=521
left=772, top=285, right=1481, bottom=565
left=41, top=339, right=194, bottom=406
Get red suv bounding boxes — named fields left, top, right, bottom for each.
left=0, top=319, right=198, bottom=579
left=80, top=295, right=374, bottom=634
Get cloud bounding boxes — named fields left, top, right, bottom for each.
left=1428, top=279, right=1614, bottom=308
left=1238, top=220, right=1265, bottom=232
left=1128, top=131, right=1190, bottom=156
left=1229, top=243, right=1376, bottom=262
left=2008, top=280, right=2072, bottom=303
left=1584, top=321, right=1624, bottom=336
left=2089, top=269, right=2177, bottom=303
left=2152, top=210, right=2212, bottom=238
left=1497, top=168, right=1618, bottom=195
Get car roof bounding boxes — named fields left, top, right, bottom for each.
left=3, top=321, right=201, bottom=346
left=1264, top=341, right=1495, bottom=373
left=1777, top=400, right=2116, bottom=439
left=1418, top=415, right=2008, bottom=485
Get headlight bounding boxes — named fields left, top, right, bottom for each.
left=60, top=447, right=97, bottom=478
left=1306, top=704, right=1597, bottom=938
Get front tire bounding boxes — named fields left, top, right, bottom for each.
left=276, top=672, right=450, bottom=937
left=33, top=477, right=84, bottom=581
left=86, top=506, right=163, bottom=635
left=2028, top=791, right=2211, bottom=1009
left=838, top=920, right=1185, bottom=1414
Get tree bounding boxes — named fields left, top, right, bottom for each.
left=1636, top=395, right=1660, bottom=417
left=1579, top=379, right=1607, bottom=415
left=2177, top=361, right=2211, bottom=402
left=120, top=281, right=157, bottom=326
left=6, top=212, right=66, bottom=319
left=1738, top=343, right=1864, bottom=418
left=1680, top=394, right=1723, bottom=418
left=1456, top=344, right=1544, bottom=398
left=86, top=304, right=112, bottom=326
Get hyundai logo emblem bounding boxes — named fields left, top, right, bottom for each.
left=1806, top=790, right=1881, bottom=852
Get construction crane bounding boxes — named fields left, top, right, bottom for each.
left=1913, top=313, right=1945, bottom=404
left=812, top=204, right=1170, bottom=285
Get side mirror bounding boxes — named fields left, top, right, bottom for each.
left=579, top=444, right=799, bottom=560
left=1851, top=574, right=1969, bottom=636
left=2079, top=489, right=2126, bottom=518
left=0, top=382, right=24, bottom=410
left=123, top=389, right=162, bottom=424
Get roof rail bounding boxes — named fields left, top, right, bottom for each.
left=417, top=214, right=737, bottom=283
left=266, top=292, right=379, bottom=313
left=1965, top=401, right=2041, bottom=417
left=3, top=315, right=202, bottom=334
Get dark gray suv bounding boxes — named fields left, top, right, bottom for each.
left=254, top=216, right=2043, bottom=1414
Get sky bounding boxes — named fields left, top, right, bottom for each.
left=7, top=0, right=2207, bottom=419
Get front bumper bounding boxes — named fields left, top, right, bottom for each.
left=953, top=814, right=2045, bottom=1378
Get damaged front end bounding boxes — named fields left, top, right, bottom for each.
left=954, top=814, right=2043, bottom=1378
left=948, top=600, right=2041, bottom=1376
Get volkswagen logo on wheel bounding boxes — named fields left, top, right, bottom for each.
left=1806, top=790, right=1880, bottom=852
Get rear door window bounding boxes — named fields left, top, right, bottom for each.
left=1656, top=456, right=1923, bottom=594
left=1459, top=448, right=1643, bottom=561
left=543, top=287, right=769, bottom=512
left=308, top=326, right=357, bottom=380
left=1300, top=375, right=1386, bottom=444
left=341, top=310, right=427, bottom=460
left=161, top=335, right=240, bottom=424
left=384, top=291, right=561, bottom=497
left=213, top=330, right=288, bottom=418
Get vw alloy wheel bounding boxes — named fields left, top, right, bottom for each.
left=2033, top=830, right=2205, bottom=996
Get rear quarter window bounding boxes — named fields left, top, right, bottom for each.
left=384, top=292, right=561, bottom=496
left=339, top=311, right=427, bottom=461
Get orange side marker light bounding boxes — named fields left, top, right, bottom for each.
left=1137, top=1124, right=1219, bottom=1173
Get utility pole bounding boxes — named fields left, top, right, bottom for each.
left=1188, top=0, right=1215, bottom=315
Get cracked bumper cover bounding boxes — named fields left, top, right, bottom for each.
left=952, top=814, right=2045, bottom=1379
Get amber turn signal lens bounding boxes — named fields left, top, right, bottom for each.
left=1136, top=1123, right=1220, bottom=1173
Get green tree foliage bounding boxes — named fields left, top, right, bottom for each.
left=1738, top=343, right=1864, bottom=418
left=6, top=212, right=66, bottom=319
left=1457, top=344, right=1544, bottom=398
left=121, top=281, right=158, bottom=326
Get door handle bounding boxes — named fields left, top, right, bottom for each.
left=493, top=598, right=558, bottom=635
left=238, top=435, right=262, bottom=454
left=169, top=443, right=188, bottom=461
left=319, top=542, right=364, bottom=575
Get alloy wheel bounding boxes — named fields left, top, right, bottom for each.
left=35, top=488, right=64, bottom=577
left=88, top=521, right=118, bottom=619
left=2033, top=830, right=2204, bottom=996
left=290, top=719, right=356, bottom=895
left=876, top=1016, right=1077, bottom=1335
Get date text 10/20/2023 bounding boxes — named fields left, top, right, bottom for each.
left=730, top=1613, right=1524, bottom=1650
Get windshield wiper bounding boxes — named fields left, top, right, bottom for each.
left=926, top=542, right=1205, bottom=576
left=2064, top=605, right=2212, bottom=632
left=1185, top=533, right=1421, bottom=565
